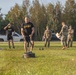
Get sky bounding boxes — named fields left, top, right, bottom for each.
left=0, top=0, right=66, bottom=15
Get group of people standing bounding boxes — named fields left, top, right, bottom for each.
left=59, top=22, right=74, bottom=50
left=4, top=16, right=74, bottom=53
left=43, top=22, right=74, bottom=50
left=4, top=16, right=35, bottom=54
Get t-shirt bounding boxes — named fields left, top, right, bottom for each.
left=44, top=29, right=52, bottom=39
left=6, top=26, right=14, bottom=36
left=60, top=25, right=68, bottom=36
left=21, top=22, right=34, bottom=36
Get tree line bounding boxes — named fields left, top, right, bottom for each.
left=0, top=0, right=76, bottom=40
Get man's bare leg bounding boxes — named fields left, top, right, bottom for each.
left=11, top=40, right=15, bottom=48
left=8, top=40, right=11, bottom=48
left=24, top=41, right=28, bottom=53
left=30, top=41, right=33, bottom=52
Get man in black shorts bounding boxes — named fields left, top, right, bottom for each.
left=4, top=23, right=15, bottom=48
left=21, top=16, right=35, bottom=53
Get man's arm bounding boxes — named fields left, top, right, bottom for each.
left=31, top=27, right=35, bottom=36
left=59, top=27, right=63, bottom=35
left=30, top=27, right=35, bottom=37
left=21, top=28, right=24, bottom=37
left=43, top=30, right=46, bottom=38
left=4, top=25, right=8, bottom=30
left=71, top=29, right=74, bottom=34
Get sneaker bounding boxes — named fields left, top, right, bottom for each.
left=65, top=46, right=67, bottom=49
left=13, top=46, right=15, bottom=48
left=62, top=47, right=65, bottom=50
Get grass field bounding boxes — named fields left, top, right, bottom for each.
left=0, top=41, right=76, bottom=75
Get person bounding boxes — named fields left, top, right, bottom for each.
left=4, top=23, right=15, bottom=48
left=59, top=22, right=68, bottom=50
left=67, top=25, right=74, bottom=47
left=21, top=16, right=35, bottom=53
left=43, top=26, right=52, bottom=47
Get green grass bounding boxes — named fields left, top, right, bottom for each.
left=0, top=41, right=76, bottom=75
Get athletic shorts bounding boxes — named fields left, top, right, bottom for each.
left=7, top=35, right=13, bottom=40
left=24, top=34, right=35, bottom=42
left=24, top=36, right=30, bottom=42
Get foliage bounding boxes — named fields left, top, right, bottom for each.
left=0, top=0, right=76, bottom=40
left=63, top=0, right=76, bottom=40
left=0, top=20, right=9, bottom=34
left=0, top=8, right=9, bottom=34
left=30, top=0, right=47, bottom=40
left=5, top=3, right=25, bottom=33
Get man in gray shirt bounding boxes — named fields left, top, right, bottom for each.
left=59, top=22, right=68, bottom=50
